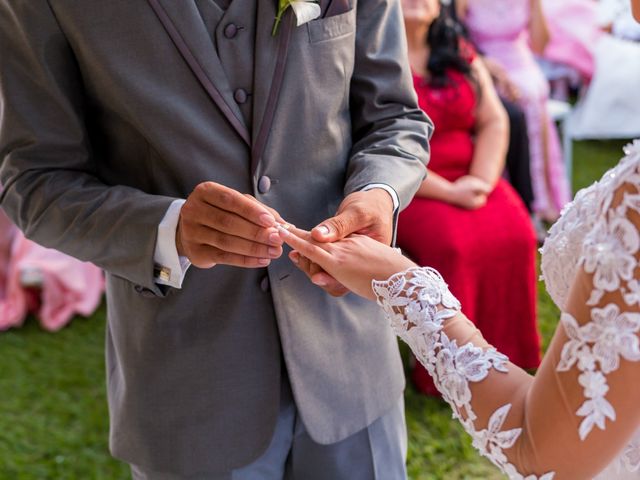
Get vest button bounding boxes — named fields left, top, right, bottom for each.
left=258, top=176, right=271, bottom=194
left=224, top=23, right=238, bottom=39
left=234, top=88, right=248, bottom=104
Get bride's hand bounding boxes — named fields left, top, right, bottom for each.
left=278, top=226, right=416, bottom=301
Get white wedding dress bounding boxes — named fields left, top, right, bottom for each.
left=373, top=141, right=640, bottom=479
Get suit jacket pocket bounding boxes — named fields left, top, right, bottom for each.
left=307, top=8, right=356, bottom=43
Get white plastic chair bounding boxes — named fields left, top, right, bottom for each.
left=548, top=98, right=574, bottom=191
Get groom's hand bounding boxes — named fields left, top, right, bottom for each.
left=292, top=189, right=394, bottom=296
left=313, top=189, right=394, bottom=244
left=177, top=182, right=284, bottom=268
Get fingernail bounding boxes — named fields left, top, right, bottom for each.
left=268, top=233, right=281, bottom=245
left=275, top=225, right=289, bottom=237
left=268, top=247, right=280, bottom=257
left=289, top=252, right=299, bottom=264
left=259, top=213, right=276, bottom=227
left=258, top=258, right=271, bottom=266
left=317, top=225, right=330, bottom=236
left=312, top=278, right=327, bottom=287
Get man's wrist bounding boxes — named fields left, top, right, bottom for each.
left=361, top=183, right=399, bottom=213
left=176, top=220, right=185, bottom=258
left=360, top=183, right=400, bottom=246
left=154, top=199, right=191, bottom=288
left=367, top=188, right=394, bottom=214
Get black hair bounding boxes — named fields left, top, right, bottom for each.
left=425, top=7, right=476, bottom=90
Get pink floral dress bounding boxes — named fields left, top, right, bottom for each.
left=464, top=0, right=571, bottom=217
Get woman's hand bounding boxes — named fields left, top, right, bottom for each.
left=297, top=188, right=396, bottom=297
left=279, top=227, right=416, bottom=301
left=448, top=175, right=492, bottom=210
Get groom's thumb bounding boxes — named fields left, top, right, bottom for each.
left=312, top=213, right=357, bottom=243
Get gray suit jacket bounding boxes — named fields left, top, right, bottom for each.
left=0, top=0, right=431, bottom=474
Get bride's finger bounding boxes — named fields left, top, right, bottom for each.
left=289, top=250, right=301, bottom=265
left=284, top=225, right=318, bottom=243
left=286, top=225, right=336, bottom=254
left=310, top=272, right=349, bottom=296
left=278, top=226, right=332, bottom=264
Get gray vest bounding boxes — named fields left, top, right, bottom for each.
left=196, top=0, right=256, bottom=126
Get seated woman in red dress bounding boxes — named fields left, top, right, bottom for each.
left=397, top=0, right=541, bottom=395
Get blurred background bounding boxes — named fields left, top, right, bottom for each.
left=1, top=0, right=639, bottom=477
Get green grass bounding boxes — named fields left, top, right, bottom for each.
left=0, top=307, right=128, bottom=479
left=0, top=139, right=631, bottom=479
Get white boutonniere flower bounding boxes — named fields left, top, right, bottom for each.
left=272, top=0, right=321, bottom=35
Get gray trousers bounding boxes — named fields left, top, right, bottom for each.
left=131, top=371, right=407, bottom=480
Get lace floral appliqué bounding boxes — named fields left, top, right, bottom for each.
left=541, top=139, right=640, bottom=310
left=373, top=268, right=554, bottom=480
left=554, top=142, right=640, bottom=441
left=558, top=311, right=616, bottom=439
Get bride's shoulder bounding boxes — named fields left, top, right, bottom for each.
left=541, top=140, right=640, bottom=309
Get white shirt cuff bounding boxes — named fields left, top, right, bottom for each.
left=362, top=183, right=400, bottom=213
left=154, top=199, right=191, bottom=289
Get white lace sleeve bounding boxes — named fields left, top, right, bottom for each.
left=554, top=141, right=640, bottom=468
left=373, top=267, right=554, bottom=480
left=373, top=142, right=640, bottom=480
left=547, top=141, right=640, bottom=443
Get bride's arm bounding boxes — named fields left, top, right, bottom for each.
left=279, top=180, right=640, bottom=479
left=373, top=261, right=640, bottom=479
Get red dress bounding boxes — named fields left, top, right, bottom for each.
left=398, top=69, right=541, bottom=395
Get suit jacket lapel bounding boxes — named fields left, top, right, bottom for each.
left=147, top=0, right=251, bottom=146
left=251, top=1, right=294, bottom=175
